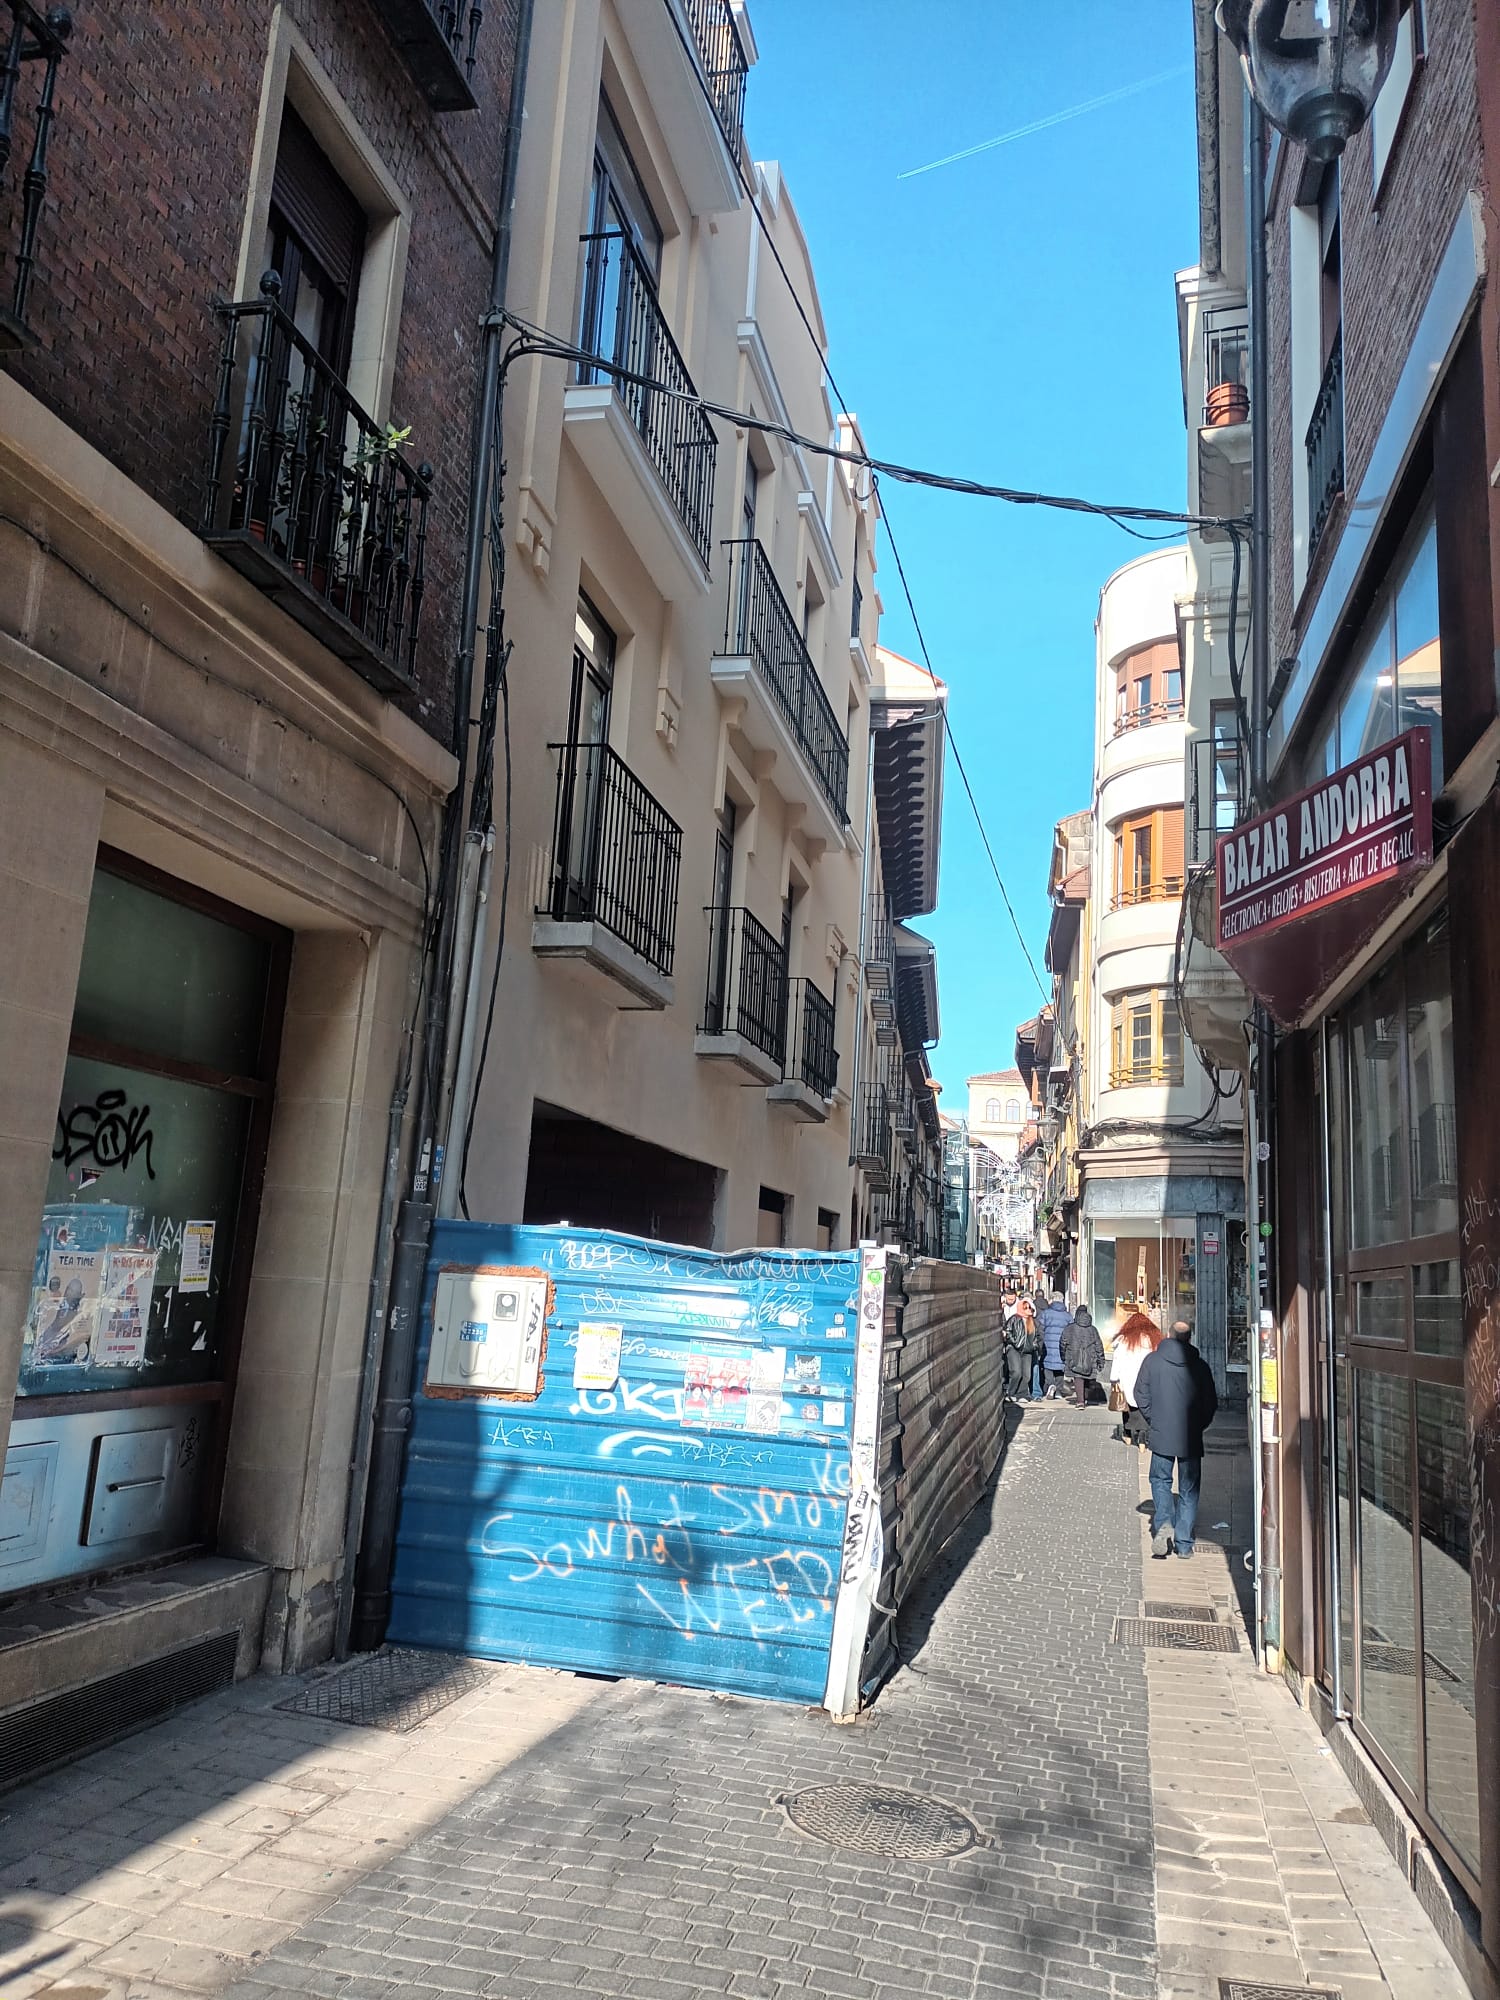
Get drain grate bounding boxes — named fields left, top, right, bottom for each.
left=1113, top=1616, right=1240, bottom=1653
left=781, top=1782, right=980, bottom=1858
left=0, top=1629, right=239, bottom=1793
left=1363, top=1641, right=1459, bottom=1684
left=276, top=1647, right=493, bottom=1732
left=1144, top=1601, right=1220, bottom=1622
left=1219, top=1982, right=1342, bottom=1999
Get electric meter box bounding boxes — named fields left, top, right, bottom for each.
left=425, top=1267, right=549, bottom=1398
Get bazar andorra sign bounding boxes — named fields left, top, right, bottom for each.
left=1216, top=728, right=1433, bottom=952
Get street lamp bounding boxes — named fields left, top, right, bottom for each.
left=1216, top=0, right=1401, bottom=162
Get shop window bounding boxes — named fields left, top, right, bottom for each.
left=21, top=861, right=286, bottom=1403
left=1325, top=902, right=1476, bottom=1887
left=1109, top=990, right=1184, bottom=1088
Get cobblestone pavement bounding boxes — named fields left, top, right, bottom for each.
left=0, top=1401, right=1475, bottom=2000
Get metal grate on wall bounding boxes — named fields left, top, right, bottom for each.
left=0, top=1628, right=239, bottom=1792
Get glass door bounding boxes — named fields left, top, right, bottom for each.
left=1326, top=907, right=1479, bottom=1891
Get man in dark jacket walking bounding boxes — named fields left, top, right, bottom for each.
left=1134, top=1317, right=1218, bottom=1557
left=1060, top=1305, right=1105, bottom=1409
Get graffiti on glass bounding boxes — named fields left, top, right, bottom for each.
left=54, top=1088, right=157, bottom=1182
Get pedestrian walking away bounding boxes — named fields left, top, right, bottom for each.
left=1037, top=1292, right=1072, bottom=1399
left=1109, top=1309, right=1161, bottom=1447
left=1061, top=1303, right=1105, bottom=1408
left=1003, top=1301, right=1042, bottom=1403
left=1134, top=1316, right=1218, bottom=1557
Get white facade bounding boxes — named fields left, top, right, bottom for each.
left=1079, top=547, right=1244, bottom=1366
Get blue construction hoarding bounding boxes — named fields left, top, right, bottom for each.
left=387, top=1222, right=890, bottom=1707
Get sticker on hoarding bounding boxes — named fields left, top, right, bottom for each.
left=1202, top=1234, right=1220, bottom=1255
left=1260, top=1406, right=1279, bottom=1443
left=179, top=1220, right=215, bottom=1293
left=776, top=1308, right=803, bottom=1328
left=746, top=1392, right=784, bottom=1436
left=791, top=1352, right=822, bottom=1388
left=749, top=1346, right=786, bottom=1394
left=822, top=1400, right=846, bottom=1427
left=799, top=1401, right=822, bottom=1424
left=573, top=1323, right=623, bottom=1390
left=1261, top=1358, right=1279, bottom=1404
left=682, top=1348, right=752, bottom=1428
left=94, top=1246, right=159, bottom=1367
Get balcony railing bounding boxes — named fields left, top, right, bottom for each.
left=368, top=0, right=483, bottom=110
left=855, top=1080, right=891, bottom=1176
left=1111, top=876, right=1186, bottom=913
left=683, top=0, right=748, bottom=159
left=576, top=229, right=716, bottom=569
left=541, top=741, right=683, bottom=978
left=720, top=538, right=850, bottom=822
left=201, top=273, right=431, bottom=695
left=783, top=977, right=837, bottom=1101
left=1202, top=303, right=1250, bottom=427
left=0, top=1, right=71, bottom=352
left=1112, top=697, right=1184, bottom=738
left=701, top=904, right=786, bottom=1063
left=1110, top=1057, right=1185, bottom=1089
left=1306, top=330, right=1344, bottom=563
left=865, top=893, right=894, bottom=991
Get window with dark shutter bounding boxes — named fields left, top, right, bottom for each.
left=265, top=106, right=367, bottom=373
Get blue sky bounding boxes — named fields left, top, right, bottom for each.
left=745, top=2, right=1199, bottom=1097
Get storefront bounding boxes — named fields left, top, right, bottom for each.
left=1079, top=1171, right=1245, bottom=1385
left=6, top=853, right=287, bottom=1594
left=1219, top=493, right=1495, bottom=1942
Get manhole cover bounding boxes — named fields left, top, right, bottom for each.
left=1144, top=1601, right=1220, bottom=1622
left=276, top=1647, right=493, bottom=1731
left=1113, top=1616, right=1240, bottom=1653
left=1219, top=1982, right=1342, bottom=1999
left=781, top=1783, right=980, bottom=1858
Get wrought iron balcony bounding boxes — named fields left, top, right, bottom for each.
left=369, top=0, right=483, bottom=111
left=201, top=273, right=431, bottom=696
left=1202, top=303, right=1250, bottom=427
left=865, top=893, right=894, bottom=992
left=1111, top=874, right=1186, bottom=913
left=719, top=538, right=850, bottom=825
left=575, top=229, right=716, bottom=571
left=854, top=1080, right=891, bottom=1183
left=0, top=1, right=71, bottom=352
left=1111, top=696, right=1184, bottom=739
left=700, top=904, right=786, bottom=1068
left=539, top=741, right=682, bottom=980
left=1306, top=330, right=1344, bottom=564
left=683, top=0, right=748, bottom=160
left=783, top=977, right=837, bottom=1102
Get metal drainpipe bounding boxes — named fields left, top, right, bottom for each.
left=1246, top=87, right=1282, bottom=1673
left=346, top=0, right=537, bottom=1655
left=848, top=684, right=878, bottom=1236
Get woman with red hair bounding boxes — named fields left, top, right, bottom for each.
left=1110, top=1310, right=1162, bottom=1448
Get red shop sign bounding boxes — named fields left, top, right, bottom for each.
left=1217, top=729, right=1433, bottom=950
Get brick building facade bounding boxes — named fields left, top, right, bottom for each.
left=0, top=0, right=522, bottom=1754
left=1232, top=3, right=1500, bottom=1991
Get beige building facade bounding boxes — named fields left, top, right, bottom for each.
left=447, top=5, right=945, bottom=1258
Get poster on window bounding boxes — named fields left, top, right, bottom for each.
left=93, top=1246, right=160, bottom=1367
left=179, top=1220, right=216, bottom=1293
left=30, top=1245, right=105, bottom=1368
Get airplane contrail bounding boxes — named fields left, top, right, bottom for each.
left=898, top=64, right=1193, bottom=181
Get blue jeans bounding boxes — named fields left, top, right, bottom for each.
left=1149, top=1452, right=1202, bottom=1553
left=1030, top=1357, right=1045, bottom=1399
